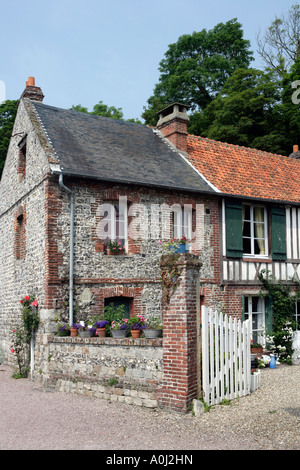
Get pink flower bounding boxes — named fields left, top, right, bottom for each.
left=12, top=329, right=15, bottom=333
left=10, top=348, right=14, bottom=353
left=119, top=247, right=122, bottom=250
left=31, top=300, right=38, bottom=307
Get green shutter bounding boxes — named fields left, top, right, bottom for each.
left=265, top=296, right=273, bottom=335
left=225, top=200, right=243, bottom=258
left=271, top=207, right=286, bottom=260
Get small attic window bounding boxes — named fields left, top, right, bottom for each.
left=18, top=135, right=27, bottom=181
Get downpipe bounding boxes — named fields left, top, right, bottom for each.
left=59, top=173, right=74, bottom=326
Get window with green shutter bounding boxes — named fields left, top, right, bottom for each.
left=271, top=207, right=287, bottom=260
left=225, top=200, right=243, bottom=258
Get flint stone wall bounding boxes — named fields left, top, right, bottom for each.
left=36, top=335, right=163, bottom=408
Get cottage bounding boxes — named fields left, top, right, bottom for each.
left=0, top=78, right=299, bottom=411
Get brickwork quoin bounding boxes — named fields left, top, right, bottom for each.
left=158, top=253, right=202, bottom=413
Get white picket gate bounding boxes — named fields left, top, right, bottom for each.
left=201, top=307, right=251, bottom=406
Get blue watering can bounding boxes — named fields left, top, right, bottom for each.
left=270, top=354, right=276, bottom=369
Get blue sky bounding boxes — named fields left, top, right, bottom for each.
left=1, top=0, right=298, bottom=120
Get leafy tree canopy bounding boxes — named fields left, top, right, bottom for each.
left=142, top=18, right=253, bottom=125
left=70, top=101, right=142, bottom=123
left=0, top=100, right=18, bottom=177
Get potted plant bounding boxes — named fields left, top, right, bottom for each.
left=106, top=240, right=126, bottom=255
left=128, top=315, right=146, bottom=338
left=56, top=322, right=70, bottom=337
left=70, top=323, right=80, bottom=337
left=158, top=236, right=190, bottom=254
left=94, top=320, right=109, bottom=337
left=110, top=319, right=129, bottom=338
left=251, top=341, right=263, bottom=354
left=144, top=316, right=163, bottom=339
left=88, top=326, right=97, bottom=337
left=78, top=322, right=90, bottom=337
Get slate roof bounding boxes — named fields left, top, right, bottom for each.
left=31, top=101, right=215, bottom=194
left=186, top=135, right=300, bottom=204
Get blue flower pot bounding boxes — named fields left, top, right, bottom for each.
left=169, top=243, right=189, bottom=254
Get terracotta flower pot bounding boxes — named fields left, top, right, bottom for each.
left=70, top=328, right=78, bottom=337
left=96, top=327, right=106, bottom=337
left=131, top=329, right=140, bottom=339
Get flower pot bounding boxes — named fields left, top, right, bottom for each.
left=251, top=347, right=263, bottom=354
left=144, top=328, right=162, bottom=339
left=170, top=243, right=189, bottom=254
left=96, top=327, right=106, bottom=338
left=70, top=328, right=78, bottom=337
left=107, top=248, right=125, bottom=255
left=79, top=330, right=90, bottom=338
left=111, top=329, right=127, bottom=338
left=131, top=329, right=140, bottom=339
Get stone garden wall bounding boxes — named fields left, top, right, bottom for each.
left=35, top=335, right=163, bottom=408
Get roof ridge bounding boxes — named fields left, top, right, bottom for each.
left=187, top=133, right=288, bottom=159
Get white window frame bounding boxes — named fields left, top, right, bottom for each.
left=242, top=204, right=268, bottom=258
left=103, top=198, right=128, bottom=248
left=173, top=205, right=192, bottom=241
left=244, top=295, right=266, bottom=346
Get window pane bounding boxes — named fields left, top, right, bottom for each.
left=243, top=221, right=251, bottom=237
left=243, top=237, right=251, bottom=254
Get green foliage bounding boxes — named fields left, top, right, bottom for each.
left=10, top=326, right=29, bottom=378
left=69, top=100, right=142, bottom=123
left=10, top=295, right=39, bottom=378
left=259, top=270, right=298, bottom=363
left=103, top=303, right=126, bottom=323
left=142, top=18, right=253, bottom=125
left=0, top=100, right=18, bottom=177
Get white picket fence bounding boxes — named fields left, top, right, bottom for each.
left=201, top=307, right=251, bottom=406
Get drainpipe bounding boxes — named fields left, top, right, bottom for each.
left=59, top=173, right=74, bottom=327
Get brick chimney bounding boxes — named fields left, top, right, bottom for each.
left=156, top=103, right=189, bottom=153
left=21, top=76, right=44, bottom=102
left=290, top=144, right=300, bottom=159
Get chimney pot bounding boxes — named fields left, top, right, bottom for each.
left=293, top=145, right=299, bottom=153
left=21, top=76, right=44, bottom=102
left=27, top=76, right=35, bottom=87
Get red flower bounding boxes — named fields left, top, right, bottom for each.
left=10, top=348, right=14, bottom=354
left=24, top=295, right=30, bottom=301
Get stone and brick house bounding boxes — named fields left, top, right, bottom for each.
left=0, top=77, right=299, bottom=412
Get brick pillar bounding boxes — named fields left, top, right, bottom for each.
left=158, top=254, right=201, bottom=413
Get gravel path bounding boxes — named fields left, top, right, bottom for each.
left=0, top=363, right=299, bottom=450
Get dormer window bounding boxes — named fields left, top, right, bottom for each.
left=18, top=135, right=27, bottom=181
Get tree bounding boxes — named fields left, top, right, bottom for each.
left=200, top=68, right=286, bottom=154
left=70, top=100, right=142, bottom=123
left=0, top=100, right=18, bottom=177
left=257, top=4, right=300, bottom=75
left=142, top=19, right=253, bottom=125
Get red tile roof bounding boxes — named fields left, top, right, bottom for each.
left=186, top=135, right=300, bottom=204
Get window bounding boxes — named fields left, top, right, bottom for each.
left=18, top=136, right=27, bottom=181
left=244, top=296, right=265, bottom=346
left=104, top=297, right=131, bottom=319
left=225, top=199, right=286, bottom=260
left=172, top=206, right=192, bottom=240
left=15, top=212, right=26, bottom=259
left=242, top=204, right=268, bottom=257
left=102, top=200, right=127, bottom=246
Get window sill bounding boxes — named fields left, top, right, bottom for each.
left=242, top=256, right=272, bottom=263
